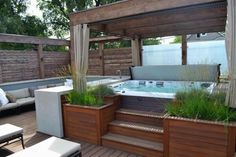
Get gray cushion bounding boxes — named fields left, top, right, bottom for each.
left=37, top=85, right=47, bottom=89
left=16, top=97, right=35, bottom=106
left=6, top=93, right=17, bottom=103
left=29, top=87, right=38, bottom=97
left=0, top=103, right=19, bottom=111
left=7, top=88, right=30, bottom=99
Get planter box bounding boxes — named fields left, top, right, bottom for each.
left=62, top=96, right=120, bottom=145
left=164, top=117, right=236, bottom=157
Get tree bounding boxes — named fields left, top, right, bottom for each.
left=143, top=38, right=161, bottom=46
left=171, top=36, right=182, bottom=44
left=37, top=0, right=121, bottom=38
left=0, top=0, right=48, bottom=49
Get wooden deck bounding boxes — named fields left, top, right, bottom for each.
left=0, top=110, right=142, bottom=157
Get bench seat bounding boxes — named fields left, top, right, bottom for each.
left=8, top=137, right=81, bottom=157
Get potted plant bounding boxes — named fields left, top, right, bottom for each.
left=164, top=89, right=236, bottom=157
left=62, top=85, right=120, bottom=145
left=88, top=84, right=120, bottom=108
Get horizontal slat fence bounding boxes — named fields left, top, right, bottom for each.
left=87, top=48, right=132, bottom=76
left=0, top=34, right=132, bottom=83
left=0, top=50, right=70, bottom=83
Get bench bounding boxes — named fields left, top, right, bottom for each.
left=7, top=137, right=81, bottom=157
left=0, top=124, right=24, bottom=149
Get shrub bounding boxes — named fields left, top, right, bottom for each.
left=66, top=90, right=104, bottom=107
left=88, top=84, right=115, bottom=97
left=166, top=89, right=236, bottom=122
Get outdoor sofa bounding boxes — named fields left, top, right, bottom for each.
left=0, top=83, right=63, bottom=112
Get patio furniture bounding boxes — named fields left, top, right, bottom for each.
left=7, top=136, right=81, bottom=157
left=0, top=124, right=24, bottom=149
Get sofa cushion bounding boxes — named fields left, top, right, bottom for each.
left=16, top=97, right=35, bottom=106
left=0, top=103, right=19, bottom=111
left=0, top=88, right=9, bottom=106
left=6, top=93, right=17, bottom=103
left=37, top=85, right=47, bottom=89
left=7, top=88, right=30, bottom=99
left=29, top=87, right=38, bottom=97
left=47, top=84, right=56, bottom=88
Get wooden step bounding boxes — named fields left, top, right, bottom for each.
left=102, top=133, right=163, bottom=157
left=109, top=120, right=163, bottom=142
left=116, top=108, right=165, bottom=126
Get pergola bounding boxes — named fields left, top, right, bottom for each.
left=69, top=0, right=236, bottom=108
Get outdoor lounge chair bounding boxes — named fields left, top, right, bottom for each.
left=7, top=136, right=81, bottom=157
left=0, top=124, right=24, bottom=149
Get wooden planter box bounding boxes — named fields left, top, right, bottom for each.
left=62, top=95, right=120, bottom=145
left=164, top=117, right=236, bottom=157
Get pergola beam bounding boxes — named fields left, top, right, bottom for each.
left=70, top=0, right=225, bottom=26
left=90, top=1, right=226, bottom=33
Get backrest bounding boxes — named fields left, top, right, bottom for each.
left=6, top=88, right=30, bottom=99
left=130, top=64, right=220, bottom=82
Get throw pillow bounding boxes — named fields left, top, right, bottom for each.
left=29, top=87, right=38, bottom=97
left=6, top=93, right=17, bottom=103
left=0, top=88, right=6, bottom=96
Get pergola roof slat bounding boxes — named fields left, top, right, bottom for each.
left=70, top=0, right=227, bottom=38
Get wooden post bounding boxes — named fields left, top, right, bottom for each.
left=37, top=44, right=45, bottom=79
left=131, top=37, right=142, bottom=66
left=98, top=42, right=105, bottom=75
left=0, top=65, right=2, bottom=83
left=181, top=35, right=187, bottom=65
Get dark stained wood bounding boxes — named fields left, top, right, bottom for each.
left=102, top=133, right=163, bottom=157
left=115, top=109, right=164, bottom=127
left=63, top=99, right=119, bottom=145
left=181, top=35, right=187, bottom=65
left=90, top=3, right=226, bottom=34
left=37, top=44, right=45, bottom=79
left=0, top=110, right=140, bottom=157
left=70, top=0, right=225, bottom=25
left=89, top=36, right=122, bottom=43
left=0, top=65, right=2, bottom=83
left=0, top=50, right=70, bottom=83
left=0, top=33, right=69, bottom=46
left=108, top=121, right=163, bottom=143
left=98, top=42, right=105, bottom=76
left=164, top=117, right=236, bottom=157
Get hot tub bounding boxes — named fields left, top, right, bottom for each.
left=110, top=80, right=216, bottom=99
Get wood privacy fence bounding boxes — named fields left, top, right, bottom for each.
left=0, top=34, right=132, bottom=83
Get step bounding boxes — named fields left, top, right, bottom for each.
left=109, top=120, right=163, bottom=142
left=116, top=108, right=165, bottom=126
left=102, top=133, right=163, bottom=157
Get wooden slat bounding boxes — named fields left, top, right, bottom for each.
left=182, top=35, right=187, bottom=65
left=0, top=110, right=140, bottom=157
left=70, top=0, right=225, bottom=25
left=0, top=33, right=69, bottom=46
left=37, top=44, right=45, bottom=79
left=90, top=2, right=226, bottom=33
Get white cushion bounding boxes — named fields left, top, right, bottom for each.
left=0, top=124, right=23, bottom=141
left=7, top=137, right=81, bottom=157
left=0, top=92, right=9, bottom=106
left=0, top=88, right=6, bottom=96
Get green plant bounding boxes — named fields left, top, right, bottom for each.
left=166, top=89, right=236, bottom=122
left=88, top=84, right=115, bottom=98
left=66, top=90, right=104, bottom=107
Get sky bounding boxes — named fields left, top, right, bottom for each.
left=26, top=0, right=43, bottom=19
left=25, top=0, right=175, bottom=42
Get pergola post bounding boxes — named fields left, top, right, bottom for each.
left=131, top=37, right=142, bottom=66
left=181, top=35, right=187, bottom=65
left=37, top=44, right=45, bottom=79
left=98, top=42, right=105, bottom=75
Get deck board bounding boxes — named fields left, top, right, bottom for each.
left=0, top=110, right=141, bottom=157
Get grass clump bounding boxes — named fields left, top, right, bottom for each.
left=166, top=89, right=236, bottom=122
left=66, top=90, right=104, bottom=107
left=88, top=84, right=115, bottom=97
